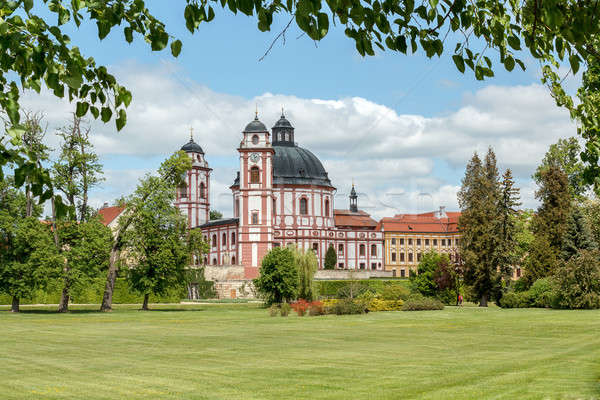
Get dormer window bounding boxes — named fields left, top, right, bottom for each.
left=252, top=135, right=259, bottom=145
left=285, top=133, right=289, bottom=141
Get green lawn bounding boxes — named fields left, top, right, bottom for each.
left=1, top=304, right=599, bottom=399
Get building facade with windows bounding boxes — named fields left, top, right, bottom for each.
left=379, top=207, right=461, bottom=277
left=178, top=113, right=383, bottom=279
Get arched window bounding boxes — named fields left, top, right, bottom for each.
left=231, top=256, right=236, bottom=265
left=273, top=198, right=277, bottom=215
left=299, top=198, right=308, bottom=215
left=222, top=233, right=227, bottom=246
left=212, top=258, right=217, bottom=265
left=212, top=234, right=217, bottom=247
left=200, top=182, right=206, bottom=199
left=325, top=199, right=330, bottom=217
left=178, top=184, right=187, bottom=198
left=279, top=133, right=283, bottom=141
left=250, top=167, right=260, bottom=184
left=359, top=244, right=365, bottom=256
left=252, top=135, right=259, bottom=145
left=231, top=232, right=236, bottom=245
left=371, top=244, right=377, bottom=257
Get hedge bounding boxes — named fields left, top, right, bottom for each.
left=315, top=279, right=410, bottom=298
left=0, top=277, right=186, bottom=305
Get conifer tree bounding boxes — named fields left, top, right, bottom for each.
left=459, top=148, right=506, bottom=307
left=561, top=207, right=596, bottom=261
left=533, top=165, right=571, bottom=251
left=496, top=169, right=521, bottom=277
left=523, top=234, right=558, bottom=285
left=324, top=244, right=337, bottom=270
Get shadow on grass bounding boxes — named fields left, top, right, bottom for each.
left=1, top=307, right=207, bottom=314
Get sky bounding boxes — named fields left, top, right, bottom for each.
left=16, top=2, right=581, bottom=219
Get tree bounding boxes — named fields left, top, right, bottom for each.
left=561, top=206, right=596, bottom=261
left=532, top=165, right=571, bottom=253
left=209, top=210, right=223, bottom=220
left=100, top=151, right=192, bottom=312
left=495, top=169, right=521, bottom=278
left=435, top=252, right=463, bottom=305
left=523, top=234, right=558, bottom=286
left=2, top=0, right=600, bottom=210
left=52, top=115, right=104, bottom=222
left=513, top=209, right=535, bottom=267
left=533, top=138, right=587, bottom=198
left=324, top=244, right=337, bottom=270
left=295, top=247, right=318, bottom=301
left=125, top=175, right=189, bottom=310
left=554, top=250, right=600, bottom=309
left=55, top=219, right=112, bottom=312
left=458, top=148, right=504, bottom=307
left=582, top=198, right=600, bottom=246
left=410, top=250, right=448, bottom=298
left=253, top=247, right=298, bottom=305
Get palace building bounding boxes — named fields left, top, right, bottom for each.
left=177, top=113, right=384, bottom=280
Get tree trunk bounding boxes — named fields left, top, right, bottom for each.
left=479, top=294, right=488, bottom=307
left=11, top=296, right=20, bottom=313
left=142, top=293, right=150, bottom=311
left=58, top=282, right=70, bottom=313
left=100, top=248, right=120, bottom=312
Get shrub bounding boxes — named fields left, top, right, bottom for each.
left=512, top=278, right=529, bottom=293
left=269, top=305, right=279, bottom=317
left=368, top=298, right=403, bottom=312
left=315, top=280, right=410, bottom=298
left=253, top=247, right=298, bottom=306
left=528, top=277, right=559, bottom=308
left=498, top=291, right=530, bottom=308
left=332, top=298, right=366, bottom=315
left=322, top=299, right=338, bottom=314
left=380, top=285, right=410, bottom=301
left=324, top=244, right=337, bottom=270
left=402, top=294, right=444, bottom=311
left=554, top=250, right=600, bottom=309
left=280, top=302, right=291, bottom=317
left=291, top=299, right=310, bottom=316
left=308, top=301, right=325, bottom=316
left=336, top=282, right=372, bottom=299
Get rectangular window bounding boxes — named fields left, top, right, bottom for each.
left=442, top=239, right=446, bottom=246
left=250, top=167, right=260, bottom=184
left=371, top=263, right=377, bottom=270
left=391, top=238, right=396, bottom=245
left=338, top=244, right=344, bottom=254
left=400, top=238, right=404, bottom=245
left=433, top=239, right=437, bottom=246
left=425, top=238, right=429, bottom=246
left=338, top=262, right=345, bottom=269
left=392, top=252, right=397, bottom=262
left=313, top=243, right=319, bottom=252
left=408, top=238, right=413, bottom=245
left=400, top=252, right=405, bottom=262
left=251, top=212, right=258, bottom=224
left=359, top=263, right=365, bottom=270
left=417, top=252, right=422, bottom=262
left=408, top=253, right=413, bottom=262
left=359, top=244, right=365, bottom=256
left=456, top=238, right=460, bottom=246
left=401, top=269, right=406, bottom=278
left=417, top=238, right=421, bottom=246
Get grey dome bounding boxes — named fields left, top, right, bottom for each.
left=232, top=145, right=333, bottom=188
left=244, top=116, right=268, bottom=132
left=181, top=139, right=204, bottom=154
left=273, top=115, right=293, bottom=129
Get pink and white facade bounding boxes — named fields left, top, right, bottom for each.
left=177, top=113, right=383, bottom=280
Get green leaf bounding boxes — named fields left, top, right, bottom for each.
left=507, top=36, right=520, bottom=50
left=90, top=106, right=99, bottom=119
left=317, top=13, right=329, bottom=39
left=116, top=109, right=127, bottom=131
left=171, top=40, right=182, bottom=57
left=63, top=74, right=83, bottom=90
left=76, top=102, right=89, bottom=117
left=124, top=27, right=133, bottom=43
left=504, top=56, right=515, bottom=72
left=101, top=107, right=112, bottom=123
left=452, top=55, right=465, bottom=73
left=569, top=54, right=580, bottom=74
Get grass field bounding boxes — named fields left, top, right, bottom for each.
left=1, top=304, right=599, bottom=399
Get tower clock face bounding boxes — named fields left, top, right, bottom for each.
left=250, top=153, right=260, bottom=163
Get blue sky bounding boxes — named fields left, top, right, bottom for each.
left=19, top=2, right=580, bottom=217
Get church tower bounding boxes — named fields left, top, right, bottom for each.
left=175, top=129, right=212, bottom=228
left=350, top=184, right=358, bottom=212
left=237, top=114, right=275, bottom=275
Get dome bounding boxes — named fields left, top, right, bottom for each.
left=181, top=138, right=204, bottom=154
left=273, top=115, right=293, bottom=129
left=232, top=145, right=333, bottom=188
left=244, top=116, right=268, bottom=133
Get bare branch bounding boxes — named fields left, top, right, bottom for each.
left=259, top=17, right=295, bottom=62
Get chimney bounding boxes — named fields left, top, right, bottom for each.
left=436, top=206, right=447, bottom=219
left=102, top=202, right=109, bottom=209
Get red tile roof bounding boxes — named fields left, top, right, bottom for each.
left=98, top=206, right=125, bottom=226
left=379, top=210, right=461, bottom=233
left=334, top=209, right=379, bottom=229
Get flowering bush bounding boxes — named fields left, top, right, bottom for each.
left=291, top=299, right=324, bottom=316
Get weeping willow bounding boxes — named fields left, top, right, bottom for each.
left=294, top=247, right=318, bottom=301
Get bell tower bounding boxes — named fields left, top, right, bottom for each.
left=175, top=128, right=212, bottom=228
left=237, top=113, right=275, bottom=276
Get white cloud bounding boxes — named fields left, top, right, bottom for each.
left=16, top=61, right=577, bottom=218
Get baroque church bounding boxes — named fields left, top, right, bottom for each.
left=174, top=112, right=383, bottom=280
